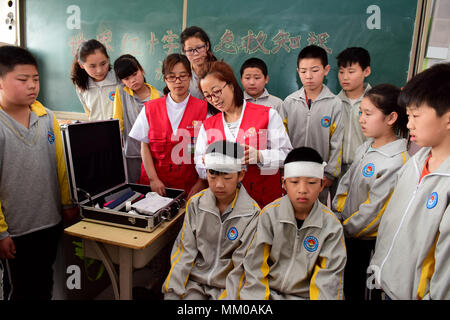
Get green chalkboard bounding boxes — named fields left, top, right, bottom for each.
left=187, top=0, right=419, bottom=100
left=25, top=0, right=419, bottom=112
left=25, top=0, right=183, bottom=113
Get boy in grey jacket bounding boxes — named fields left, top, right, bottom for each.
left=369, top=63, right=450, bottom=300
left=240, top=147, right=346, bottom=300
left=163, top=140, right=260, bottom=299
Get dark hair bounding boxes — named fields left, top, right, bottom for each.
left=365, top=84, right=408, bottom=138
left=161, top=53, right=191, bottom=95
left=284, top=147, right=323, bottom=165
left=180, top=26, right=217, bottom=64
left=0, top=45, right=38, bottom=77
left=114, top=54, right=145, bottom=82
left=199, top=60, right=244, bottom=115
left=398, top=62, right=450, bottom=117
left=297, top=45, right=328, bottom=67
left=70, top=39, right=111, bottom=91
left=206, top=140, right=244, bottom=175
left=336, top=47, right=371, bottom=70
left=240, top=57, right=268, bottom=77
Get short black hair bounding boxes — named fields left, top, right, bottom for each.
left=284, top=147, right=323, bottom=165
left=240, top=57, right=268, bottom=77
left=336, top=47, right=371, bottom=70
left=297, top=45, right=328, bottom=68
left=0, top=45, right=38, bottom=77
left=398, top=62, right=450, bottom=117
left=114, top=54, right=144, bottom=80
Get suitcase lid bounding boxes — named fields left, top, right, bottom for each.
left=63, top=119, right=127, bottom=203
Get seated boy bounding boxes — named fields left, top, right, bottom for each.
left=162, top=140, right=260, bottom=300
left=281, top=45, right=344, bottom=204
left=336, top=47, right=372, bottom=177
left=0, top=46, right=76, bottom=299
left=240, top=147, right=346, bottom=300
left=369, top=63, right=450, bottom=300
left=240, top=57, right=283, bottom=114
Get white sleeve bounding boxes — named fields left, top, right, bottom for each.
left=128, top=108, right=150, bottom=143
left=194, top=124, right=208, bottom=180
left=259, top=108, right=293, bottom=169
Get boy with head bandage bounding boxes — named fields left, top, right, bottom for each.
left=163, top=140, right=260, bottom=300
left=240, top=147, right=347, bottom=300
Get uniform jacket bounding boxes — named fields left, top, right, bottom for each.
left=369, top=147, right=450, bottom=300
left=280, top=86, right=344, bottom=179
left=337, top=83, right=371, bottom=165
left=244, top=89, right=283, bottom=115
left=0, top=101, right=71, bottom=239
left=240, top=196, right=346, bottom=300
left=332, top=138, right=409, bottom=239
left=163, top=186, right=260, bottom=299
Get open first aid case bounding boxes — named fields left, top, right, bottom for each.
left=61, top=119, right=185, bottom=232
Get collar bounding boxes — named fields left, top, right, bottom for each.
left=293, top=85, right=335, bottom=102
left=88, top=69, right=118, bottom=88
left=0, top=100, right=47, bottom=117
left=244, top=88, right=270, bottom=101
left=364, top=138, right=408, bottom=158
left=123, top=83, right=160, bottom=100
left=412, top=147, right=450, bottom=178
left=279, top=195, right=324, bottom=230
left=337, top=83, right=372, bottom=103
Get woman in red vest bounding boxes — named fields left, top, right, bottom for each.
left=129, top=54, right=208, bottom=199
left=194, top=61, right=292, bottom=208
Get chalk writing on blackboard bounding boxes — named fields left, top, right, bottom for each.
left=214, top=29, right=332, bottom=55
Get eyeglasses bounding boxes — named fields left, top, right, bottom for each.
left=164, top=73, right=190, bottom=82
left=183, top=44, right=207, bottom=56
left=203, top=83, right=229, bottom=102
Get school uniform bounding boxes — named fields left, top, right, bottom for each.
left=0, top=101, right=71, bottom=299
left=195, top=101, right=292, bottom=208
left=189, top=69, right=204, bottom=99
left=332, top=138, right=409, bottom=300
left=163, top=186, right=260, bottom=300
left=129, top=94, right=207, bottom=195
left=75, top=69, right=120, bottom=121
left=369, top=147, right=450, bottom=300
left=244, top=89, right=283, bottom=115
left=240, top=196, right=346, bottom=300
left=280, top=86, right=344, bottom=203
left=113, top=83, right=160, bottom=183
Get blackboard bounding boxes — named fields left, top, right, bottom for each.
left=25, top=0, right=419, bottom=113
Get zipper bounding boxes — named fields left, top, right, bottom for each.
left=345, top=114, right=352, bottom=163
left=280, top=226, right=300, bottom=292
left=207, top=220, right=224, bottom=286
left=305, top=108, right=311, bottom=146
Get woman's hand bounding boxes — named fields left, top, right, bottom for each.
left=150, top=178, right=166, bottom=196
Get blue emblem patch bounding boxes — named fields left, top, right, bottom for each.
left=109, top=91, right=116, bottom=101
left=304, top=236, right=319, bottom=252
left=47, top=131, right=55, bottom=144
left=362, top=163, right=375, bottom=177
left=320, top=116, right=331, bottom=128
left=227, top=227, right=238, bottom=241
left=426, top=192, right=438, bottom=209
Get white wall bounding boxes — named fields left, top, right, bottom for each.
left=0, top=0, right=20, bottom=45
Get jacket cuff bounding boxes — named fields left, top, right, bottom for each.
left=0, top=231, right=10, bottom=241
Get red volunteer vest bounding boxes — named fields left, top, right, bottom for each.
left=203, top=102, right=282, bottom=208
left=139, top=95, right=207, bottom=195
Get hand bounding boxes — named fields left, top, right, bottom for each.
left=323, top=176, right=334, bottom=188
left=63, top=206, right=80, bottom=225
left=0, top=236, right=16, bottom=259
left=241, top=144, right=261, bottom=165
left=150, top=178, right=166, bottom=196
left=187, top=179, right=208, bottom=199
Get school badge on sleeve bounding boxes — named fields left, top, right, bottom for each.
left=362, top=163, right=375, bottom=177
left=227, top=227, right=238, bottom=241
left=304, top=236, right=319, bottom=252
left=426, top=192, right=438, bottom=209
left=47, top=131, right=55, bottom=144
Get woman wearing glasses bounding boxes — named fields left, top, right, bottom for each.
left=129, top=54, right=208, bottom=198
left=180, top=26, right=217, bottom=100
left=194, top=61, right=292, bottom=208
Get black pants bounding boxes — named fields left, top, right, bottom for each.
left=344, top=237, right=381, bottom=301
left=1, top=222, right=62, bottom=300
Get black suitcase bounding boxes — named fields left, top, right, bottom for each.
left=61, top=119, right=185, bottom=232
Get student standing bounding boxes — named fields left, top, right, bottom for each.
left=163, top=141, right=260, bottom=300
left=240, top=147, right=346, bottom=300
left=332, top=84, right=409, bottom=300
left=280, top=45, right=344, bottom=204
left=240, top=57, right=283, bottom=114
left=70, top=39, right=120, bottom=121
left=0, top=46, right=76, bottom=299
left=369, top=63, right=450, bottom=300
left=129, top=54, right=208, bottom=199
left=336, top=47, right=372, bottom=177
left=113, top=54, right=161, bottom=183
left=195, top=61, right=292, bottom=209
left=180, top=26, right=217, bottom=100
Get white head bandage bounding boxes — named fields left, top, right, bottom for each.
left=204, top=152, right=243, bottom=173
left=284, top=161, right=327, bottom=179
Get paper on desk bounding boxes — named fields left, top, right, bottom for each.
left=131, top=192, right=172, bottom=215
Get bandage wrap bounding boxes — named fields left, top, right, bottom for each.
left=284, top=161, right=327, bottom=179
left=204, top=152, right=243, bottom=173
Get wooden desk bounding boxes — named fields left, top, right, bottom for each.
left=64, top=209, right=185, bottom=300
